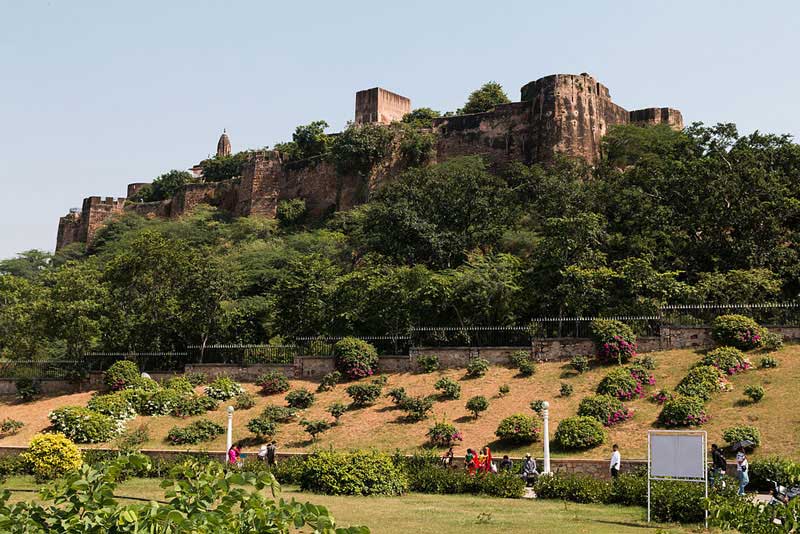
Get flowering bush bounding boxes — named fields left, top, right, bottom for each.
left=657, top=395, right=709, bottom=427
left=761, top=331, right=783, bottom=352
left=627, top=364, right=656, bottom=387
left=163, top=376, right=194, bottom=394
left=49, top=406, right=119, bottom=443
left=255, top=371, right=290, bottom=395
left=141, top=388, right=184, bottom=416
left=700, top=346, right=751, bottom=375
left=465, top=357, right=490, bottom=378
left=554, top=416, right=605, bottom=450
left=21, top=433, right=83, bottom=481
left=465, top=395, right=489, bottom=418
left=596, top=367, right=641, bottom=400
left=651, top=389, right=673, bottom=405
left=204, top=376, right=244, bottom=401
left=334, top=337, right=379, bottom=379
left=722, top=425, right=761, bottom=449
left=434, top=377, right=461, bottom=400
left=346, top=383, right=383, bottom=407
left=744, top=384, right=765, bottom=403
left=591, top=319, right=637, bottom=364
left=166, top=418, right=224, bottom=445
left=285, top=388, right=315, bottom=409
left=675, top=365, right=725, bottom=401
left=577, top=395, right=632, bottom=427
left=633, top=354, right=656, bottom=370
left=495, top=414, right=541, bottom=444
left=711, top=314, right=765, bottom=350
left=103, top=360, right=140, bottom=391
left=86, top=392, right=137, bottom=422
left=316, top=371, right=342, bottom=392
left=427, top=420, right=463, bottom=447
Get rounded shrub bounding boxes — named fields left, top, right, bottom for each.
left=22, top=433, right=83, bottom=481
left=711, top=314, right=764, bottom=350
left=590, top=319, right=637, bottom=364
left=596, top=367, right=640, bottom=400
left=141, top=388, right=184, bottom=416
left=346, top=383, right=383, bottom=407
left=259, top=404, right=296, bottom=423
left=399, top=395, right=434, bottom=422
left=334, top=337, right=379, bottom=379
left=15, top=377, right=41, bottom=402
left=554, top=416, right=605, bottom=450
left=326, top=401, right=347, bottom=423
left=495, top=414, right=541, bottom=444
left=465, top=395, right=489, bottom=418
left=465, top=356, right=489, bottom=378
left=675, top=365, right=724, bottom=401
left=49, top=406, right=118, bottom=443
left=722, top=425, right=761, bottom=448
left=300, top=450, right=407, bottom=496
left=285, top=388, right=315, bottom=409
left=234, top=390, right=257, bottom=410
left=657, top=395, right=709, bottom=427
left=103, top=360, right=140, bottom=391
left=701, top=346, right=750, bottom=375
left=530, top=399, right=546, bottom=415
left=86, top=392, right=136, bottom=422
left=759, top=355, right=778, bottom=369
left=650, top=389, right=673, bottom=405
left=577, top=395, right=632, bottom=426
left=171, top=394, right=218, bottom=417
left=627, top=364, right=656, bottom=388
left=744, top=384, right=765, bottom=403
left=761, top=331, right=783, bottom=352
left=166, top=418, right=224, bottom=445
left=570, top=355, right=590, bottom=374
left=415, top=354, right=440, bottom=373
left=255, top=370, right=290, bottom=395
left=316, top=370, right=342, bottom=392
left=387, top=386, right=408, bottom=405
left=426, top=420, right=463, bottom=447
left=434, top=377, right=461, bottom=400
left=301, top=419, right=331, bottom=441
left=204, top=376, right=244, bottom=401
left=246, top=416, right=277, bottom=439
left=162, top=376, right=194, bottom=394
left=560, top=383, right=574, bottom=397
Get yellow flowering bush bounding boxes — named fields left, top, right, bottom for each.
left=21, top=433, right=83, bottom=481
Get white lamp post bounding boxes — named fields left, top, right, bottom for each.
left=542, top=401, right=551, bottom=474
left=226, top=405, right=234, bottom=460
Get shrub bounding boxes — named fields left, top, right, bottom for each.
left=141, top=388, right=183, bottom=416
left=346, top=383, right=383, bottom=407
left=426, top=420, right=463, bottom=447
left=184, top=371, right=208, bottom=386
left=246, top=416, right=278, bottom=439
left=301, top=419, right=331, bottom=441
left=570, top=355, right=590, bottom=374
left=334, top=337, right=379, bottom=379
left=166, top=419, right=224, bottom=445
left=650, top=480, right=710, bottom=523
left=534, top=472, right=611, bottom=503
left=330, top=122, right=394, bottom=177
left=259, top=404, right=296, bottom=423
left=627, top=364, right=656, bottom=388
left=434, top=377, right=461, bottom=400
left=759, top=355, right=779, bottom=369
left=316, top=370, right=342, bottom=392
left=234, top=390, right=256, bottom=410
left=529, top=399, right=546, bottom=415
left=590, top=319, right=637, bottom=364
left=650, top=389, right=673, bottom=405
left=0, top=418, right=24, bottom=437
left=748, top=456, right=799, bottom=491
left=711, top=314, right=764, bottom=350
left=744, top=384, right=765, bottom=403
left=722, top=425, right=761, bottom=448
left=103, top=360, right=140, bottom=391
left=675, top=365, right=725, bottom=400
left=276, top=198, right=307, bottom=226
left=162, top=376, right=194, bottom=394
left=15, top=377, right=41, bottom=402
left=554, top=416, right=605, bottom=450
left=371, top=375, right=388, bottom=386
left=204, top=376, right=244, bottom=401
left=285, top=388, right=315, bottom=409
left=657, top=395, right=709, bottom=427
left=701, top=346, right=750, bottom=375
left=399, top=395, right=434, bottom=422
left=114, top=423, right=150, bottom=452
left=465, top=357, right=489, bottom=378
left=86, top=392, right=137, bottom=422
left=21, top=433, right=83, bottom=481
left=255, top=371, right=290, bottom=395
left=387, top=386, right=408, bottom=405
left=130, top=376, right=160, bottom=391
left=560, top=383, right=573, bottom=397
left=466, top=395, right=489, bottom=418
left=300, top=450, right=407, bottom=496
left=761, top=331, right=783, bottom=352
left=406, top=465, right=523, bottom=497
left=495, top=414, right=541, bottom=444
left=509, top=350, right=530, bottom=368
left=633, top=354, right=656, bottom=370
left=171, top=394, right=218, bottom=417
left=49, top=406, right=118, bottom=443
left=326, top=402, right=347, bottom=423
left=577, top=395, right=632, bottom=426
left=498, top=384, right=511, bottom=397
left=517, top=359, right=536, bottom=377
left=415, top=354, right=440, bottom=373
left=596, top=367, right=640, bottom=400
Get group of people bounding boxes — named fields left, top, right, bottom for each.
left=711, top=443, right=749, bottom=496
left=441, top=447, right=539, bottom=484
left=226, top=441, right=278, bottom=467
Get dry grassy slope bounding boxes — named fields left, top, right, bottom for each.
left=0, top=346, right=798, bottom=460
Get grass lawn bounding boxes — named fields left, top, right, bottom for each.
left=0, top=476, right=707, bottom=534
left=0, top=345, right=797, bottom=461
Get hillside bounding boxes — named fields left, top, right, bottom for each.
left=1, top=345, right=797, bottom=460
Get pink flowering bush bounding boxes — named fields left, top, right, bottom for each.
left=651, top=389, right=673, bottom=405
left=700, top=347, right=751, bottom=375
left=676, top=365, right=725, bottom=401
left=495, top=414, right=541, bottom=444
left=596, top=367, right=642, bottom=400
left=628, top=364, right=656, bottom=387
left=711, top=315, right=765, bottom=351
left=426, top=420, right=463, bottom=447
left=577, top=394, right=633, bottom=427
left=657, top=395, right=710, bottom=427
left=591, top=319, right=638, bottom=364
left=334, top=337, right=379, bottom=380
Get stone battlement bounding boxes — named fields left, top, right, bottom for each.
left=55, top=73, right=682, bottom=250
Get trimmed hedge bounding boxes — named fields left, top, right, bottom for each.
left=554, top=416, right=605, bottom=450
left=675, top=365, right=724, bottom=401
left=495, top=414, right=541, bottom=444
left=657, top=395, right=709, bottom=427
left=49, top=406, right=118, bottom=444
left=596, top=367, right=640, bottom=400
left=300, top=450, right=407, bottom=496
left=711, top=314, right=764, bottom=350
left=406, top=466, right=524, bottom=498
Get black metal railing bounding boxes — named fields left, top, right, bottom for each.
left=660, top=303, right=800, bottom=327
left=0, top=360, right=83, bottom=379
left=293, top=336, right=412, bottom=356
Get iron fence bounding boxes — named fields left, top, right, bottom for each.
left=293, top=336, right=412, bottom=356
left=660, top=303, right=800, bottom=327
left=0, top=360, right=83, bottom=379
left=186, top=345, right=300, bottom=365
left=82, top=352, right=189, bottom=373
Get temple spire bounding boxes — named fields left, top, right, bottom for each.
left=216, top=129, right=231, bottom=157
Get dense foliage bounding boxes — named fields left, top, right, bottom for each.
left=591, top=319, right=637, bottom=364
left=494, top=414, right=541, bottom=444
left=459, top=81, right=511, bottom=114
left=255, top=370, right=290, bottom=395
left=554, top=416, right=605, bottom=450
left=722, top=424, right=761, bottom=448
left=48, top=406, right=118, bottom=443
left=711, top=314, right=765, bottom=350
left=21, top=433, right=83, bottom=481
left=300, top=450, right=407, bottom=496
left=577, top=394, right=632, bottom=426
left=166, top=418, right=224, bottom=445
left=701, top=346, right=751, bottom=374
left=675, top=365, right=725, bottom=400
left=657, top=395, right=709, bottom=427
left=334, top=338, right=379, bottom=379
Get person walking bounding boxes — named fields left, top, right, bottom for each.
left=711, top=444, right=727, bottom=486
left=610, top=444, right=621, bottom=479
left=736, top=448, right=749, bottom=496
left=258, top=445, right=268, bottom=462
left=465, top=449, right=476, bottom=475
left=228, top=445, right=241, bottom=466
left=267, top=441, right=277, bottom=466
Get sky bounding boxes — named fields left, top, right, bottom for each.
left=1, top=0, right=799, bottom=259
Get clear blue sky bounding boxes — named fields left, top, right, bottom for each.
left=1, top=0, right=798, bottom=259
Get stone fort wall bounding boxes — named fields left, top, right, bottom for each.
left=55, top=73, right=682, bottom=250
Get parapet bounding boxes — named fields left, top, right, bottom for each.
left=126, top=182, right=150, bottom=199
left=629, top=107, right=684, bottom=129
left=355, top=87, right=411, bottom=124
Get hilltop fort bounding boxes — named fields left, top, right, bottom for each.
left=56, top=73, right=682, bottom=250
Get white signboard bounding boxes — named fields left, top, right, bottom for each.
left=649, top=431, right=705, bottom=479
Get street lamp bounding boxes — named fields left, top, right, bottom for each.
left=542, top=401, right=551, bottom=474
left=226, top=405, right=234, bottom=461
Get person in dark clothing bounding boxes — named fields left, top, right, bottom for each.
left=711, top=444, right=727, bottom=486
left=266, top=441, right=277, bottom=466
left=499, top=455, right=513, bottom=472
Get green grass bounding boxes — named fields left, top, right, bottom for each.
left=0, top=476, right=703, bottom=534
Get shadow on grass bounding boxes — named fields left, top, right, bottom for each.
left=454, top=415, right=475, bottom=424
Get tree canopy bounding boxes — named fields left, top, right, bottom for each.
left=459, top=81, right=511, bottom=114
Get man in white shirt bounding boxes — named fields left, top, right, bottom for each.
left=610, top=444, right=621, bottom=479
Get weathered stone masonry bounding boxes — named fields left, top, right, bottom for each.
left=56, top=73, right=682, bottom=250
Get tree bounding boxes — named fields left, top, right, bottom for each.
left=0, top=250, right=52, bottom=280
left=459, top=81, right=510, bottom=114
left=401, top=107, right=441, bottom=128
left=271, top=254, right=340, bottom=338
left=199, top=151, right=254, bottom=182
left=130, top=170, right=195, bottom=202
left=330, top=123, right=394, bottom=177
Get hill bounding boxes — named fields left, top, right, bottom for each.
left=1, top=345, right=797, bottom=460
